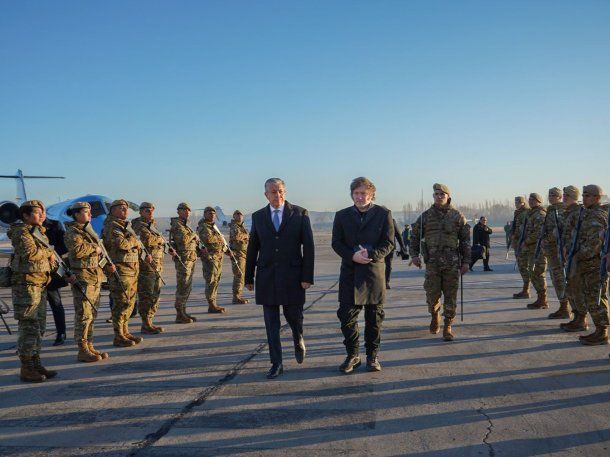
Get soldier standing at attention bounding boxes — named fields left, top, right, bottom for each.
left=170, top=202, right=198, bottom=323
left=523, top=193, right=548, bottom=310
left=575, top=185, right=609, bottom=346
left=512, top=196, right=531, bottom=299
left=560, top=186, right=588, bottom=332
left=229, top=210, right=249, bottom=304
left=9, top=200, right=60, bottom=382
left=64, top=202, right=108, bottom=362
left=133, top=202, right=170, bottom=334
left=410, top=184, right=471, bottom=341
left=102, top=199, right=143, bottom=347
left=197, top=207, right=228, bottom=313
left=543, top=188, right=570, bottom=319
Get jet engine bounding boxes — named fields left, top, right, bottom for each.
left=0, top=201, right=20, bottom=229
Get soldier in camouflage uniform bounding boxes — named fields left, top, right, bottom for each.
left=102, top=199, right=143, bottom=347
left=197, top=206, right=228, bottom=313
left=64, top=202, right=108, bottom=362
left=560, top=185, right=588, bottom=332
left=512, top=196, right=531, bottom=299
left=543, top=188, right=571, bottom=319
left=170, top=202, right=198, bottom=323
left=574, top=185, right=609, bottom=345
left=519, top=193, right=548, bottom=309
left=229, top=210, right=249, bottom=304
left=410, top=184, right=471, bottom=341
left=9, top=200, right=59, bottom=382
left=133, top=202, right=171, bottom=334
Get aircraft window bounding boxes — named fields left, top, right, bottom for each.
left=90, top=201, right=106, bottom=217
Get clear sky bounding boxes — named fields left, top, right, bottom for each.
left=1, top=0, right=609, bottom=216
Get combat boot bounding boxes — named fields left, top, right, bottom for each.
left=232, top=296, right=249, bottom=304
left=184, top=309, right=197, bottom=321
left=548, top=300, right=572, bottom=319
left=77, top=339, right=102, bottom=363
left=175, top=307, right=194, bottom=324
left=526, top=293, right=548, bottom=309
left=32, top=354, right=58, bottom=379
left=513, top=286, right=530, bottom=299
left=123, top=322, right=143, bottom=344
left=150, top=320, right=165, bottom=333
left=20, top=356, right=46, bottom=383
left=113, top=322, right=135, bottom=347
left=560, top=312, right=589, bottom=332
left=88, top=341, right=109, bottom=360
left=141, top=316, right=160, bottom=334
left=208, top=301, right=226, bottom=314
left=442, top=318, right=454, bottom=341
left=429, top=311, right=441, bottom=334
left=580, top=326, right=609, bottom=346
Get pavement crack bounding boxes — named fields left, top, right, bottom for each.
left=477, top=402, right=496, bottom=457
left=126, top=280, right=338, bottom=456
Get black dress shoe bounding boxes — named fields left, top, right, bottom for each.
left=52, top=333, right=66, bottom=346
left=266, top=363, right=283, bottom=379
left=385, top=282, right=391, bottom=290
left=366, top=356, right=382, bottom=372
left=294, top=338, right=306, bottom=364
left=339, top=355, right=361, bottom=374
left=484, top=268, right=493, bottom=272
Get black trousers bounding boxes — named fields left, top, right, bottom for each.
left=337, top=302, right=385, bottom=357
left=46, top=289, right=66, bottom=335
left=263, top=304, right=304, bottom=364
left=385, top=251, right=394, bottom=284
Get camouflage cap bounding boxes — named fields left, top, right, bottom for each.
left=139, top=202, right=155, bottom=210
left=515, top=196, right=526, bottom=204
left=233, top=209, right=243, bottom=215
left=177, top=202, right=191, bottom=211
left=529, top=193, right=543, bottom=203
left=563, top=185, right=580, bottom=200
left=109, top=199, right=129, bottom=209
left=204, top=206, right=216, bottom=213
left=548, top=187, right=562, bottom=197
left=70, top=201, right=91, bottom=211
left=433, top=183, right=450, bottom=195
left=583, top=184, right=603, bottom=196
left=20, top=200, right=45, bottom=210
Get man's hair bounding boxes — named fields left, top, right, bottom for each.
left=350, top=177, right=376, bottom=197
left=265, top=178, right=286, bottom=192
left=19, top=206, right=37, bottom=219
left=480, top=216, right=486, bottom=221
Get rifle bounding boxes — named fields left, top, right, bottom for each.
left=506, top=219, right=516, bottom=260
left=552, top=208, right=567, bottom=298
left=533, top=223, right=546, bottom=263
left=166, top=229, right=187, bottom=269
left=84, top=223, right=129, bottom=300
left=125, top=222, right=166, bottom=286
left=212, top=224, right=244, bottom=276
left=0, top=297, right=11, bottom=334
left=459, top=252, right=464, bottom=322
left=597, top=207, right=610, bottom=309
left=514, top=217, right=528, bottom=270
left=31, top=226, right=98, bottom=310
left=566, top=207, right=585, bottom=278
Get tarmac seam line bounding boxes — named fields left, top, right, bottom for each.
left=477, top=402, right=496, bottom=457
left=126, top=280, right=338, bottom=456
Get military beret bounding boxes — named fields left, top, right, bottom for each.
left=563, top=185, right=580, bottom=200
left=583, top=184, right=603, bottom=196
left=139, top=202, right=154, bottom=210
left=20, top=200, right=45, bottom=210
left=109, top=199, right=129, bottom=209
left=529, top=193, right=543, bottom=203
left=204, top=206, right=216, bottom=213
left=548, top=187, right=562, bottom=197
left=233, top=209, right=243, bottom=215
left=70, top=201, right=91, bottom=211
left=177, top=202, right=191, bottom=211
left=515, top=196, right=526, bottom=204
left=433, top=183, right=450, bottom=195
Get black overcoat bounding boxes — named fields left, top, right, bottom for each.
left=245, top=201, right=315, bottom=307
left=332, top=204, right=394, bottom=306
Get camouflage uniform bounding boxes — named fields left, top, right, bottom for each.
left=410, top=203, right=471, bottom=322
left=229, top=218, right=249, bottom=302
left=64, top=220, right=105, bottom=359
left=512, top=205, right=530, bottom=295
left=197, top=218, right=225, bottom=307
left=574, top=202, right=609, bottom=343
left=562, top=202, right=586, bottom=317
left=522, top=205, right=548, bottom=306
left=169, top=216, right=198, bottom=321
left=132, top=215, right=165, bottom=333
left=102, top=213, right=141, bottom=346
left=542, top=201, right=568, bottom=314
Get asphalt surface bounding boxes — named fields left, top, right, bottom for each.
left=1, top=232, right=609, bottom=456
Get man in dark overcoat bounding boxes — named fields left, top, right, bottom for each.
left=245, top=178, right=315, bottom=379
left=332, top=177, right=394, bottom=373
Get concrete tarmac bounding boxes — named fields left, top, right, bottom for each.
left=1, top=232, right=609, bottom=456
